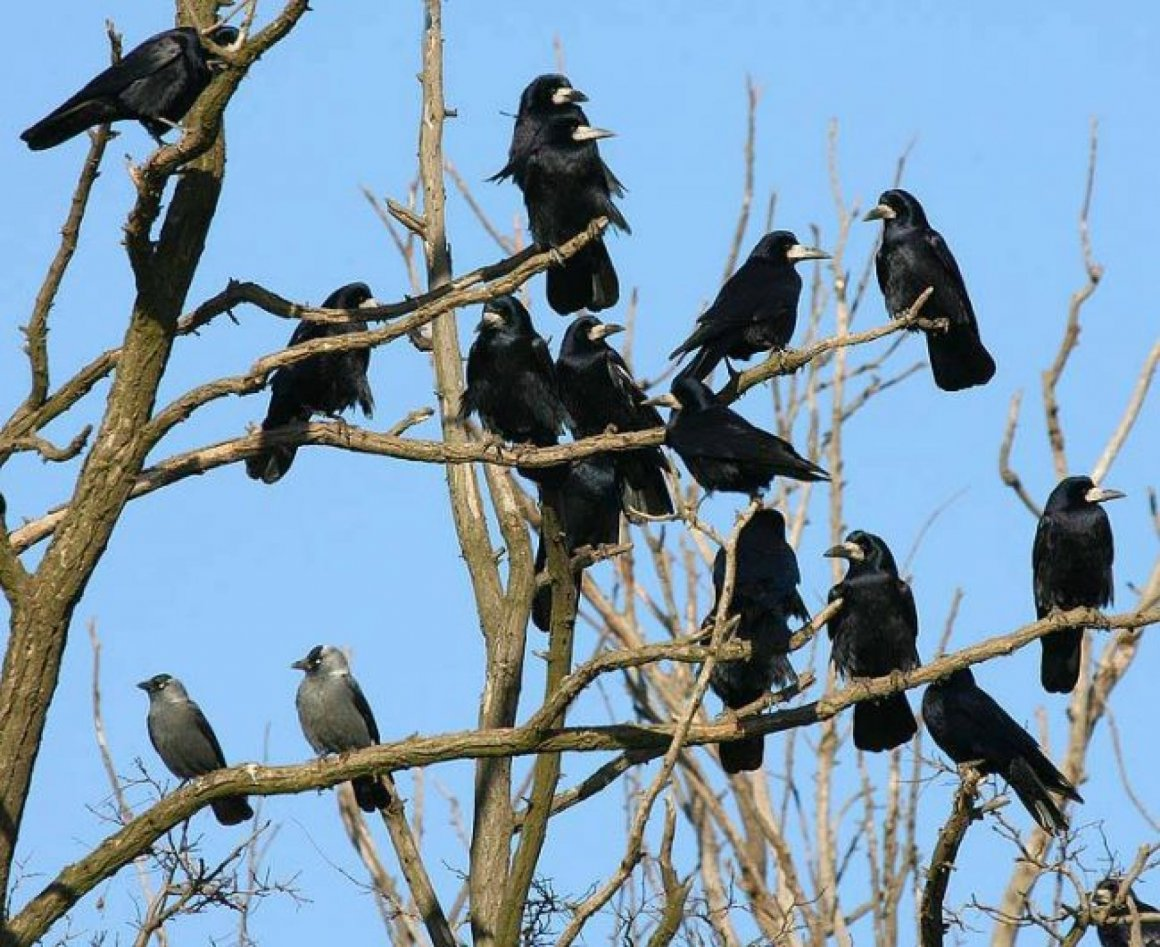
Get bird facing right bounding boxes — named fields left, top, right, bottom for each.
left=22, top=25, right=239, bottom=151
left=670, top=230, right=829, bottom=382
left=922, top=667, right=1083, bottom=835
left=824, top=530, right=920, bottom=752
left=292, top=645, right=391, bottom=813
left=138, top=674, right=254, bottom=826
left=708, top=508, right=805, bottom=774
left=864, top=188, right=996, bottom=392
left=246, top=282, right=378, bottom=485
left=1033, top=475, right=1124, bottom=694
left=1091, top=877, right=1160, bottom=947
left=664, top=376, right=829, bottom=496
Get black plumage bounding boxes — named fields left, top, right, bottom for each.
left=511, top=107, right=629, bottom=315
left=292, top=645, right=391, bottom=813
left=138, top=674, right=253, bottom=826
left=922, top=667, right=1083, bottom=834
left=531, top=456, right=622, bottom=632
left=670, top=231, right=829, bottom=381
left=1092, top=878, right=1160, bottom=947
left=556, top=315, right=673, bottom=517
left=460, top=295, right=571, bottom=483
left=246, top=282, right=376, bottom=485
left=1033, top=475, right=1123, bottom=694
left=707, top=509, right=804, bottom=773
left=865, top=188, right=995, bottom=392
left=825, top=530, right=920, bottom=752
left=664, top=376, right=829, bottom=496
left=21, top=26, right=238, bottom=151
left=491, top=74, right=624, bottom=198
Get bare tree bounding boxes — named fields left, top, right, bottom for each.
left=1, top=3, right=1156, bottom=946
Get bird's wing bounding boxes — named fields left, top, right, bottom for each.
left=924, top=229, right=977, bottom=320
left=669, top=407, right=780, bottom=461
left=346, top=677, right=381, bottom=745
left=670, top=264, right=765, bottom=357
left=897, top=579, right=920, bottom=644
left=1031, top=513, right=1056, bottom=617
left=189, top=703, right=228, bottom=768
left=529, top=336, right=572, bottom=432
left=604, top=349, right=663, bottom=427
left=75, top=31, right=192, bottom=100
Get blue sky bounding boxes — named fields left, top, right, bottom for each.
left=1, top=1, right=1157, bottom=943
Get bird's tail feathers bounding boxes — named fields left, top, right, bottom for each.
left=21, top=99, right=121, bottom=151
left=1040, top=628, right=1083, bottom=694
left=210, top=794, right=254, bottom=826
left=353, top=775, right=391, bottom=813
left=719, top=735, right=764, bottom=774
left=926, top=328, right=996, bottom=392
left=546, top=239, right=619, bottom=315
left=853, top=693, right=917, bottom=752
left=1006, top=756, right=1070, bottom=834
left=620, top=450, right=675, bottom=518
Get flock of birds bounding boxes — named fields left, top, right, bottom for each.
left=20, top=25, right=1153, bottom=942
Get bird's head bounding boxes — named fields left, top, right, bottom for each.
left=202, top=25, right=240, bottom=66
left=863, top=189, right=928, bottom=227
left=476, top=295, right=533, bottom=336
left=137, top=673, right=188, bottom=701
left=292, top=644, right=350, bottom=676
left=562, top=315, right=624, bottom=353
left=669, top=375, right=716, bottom=412
left=323, top=282, right=379, bottom=310
left=753, top=230, right=830, bottom=266
left=1046, top=475, right=1126, bottom=512
left=1092, top=877, right=1143, bottom=913
left=520, top=74, right=589, bottom=113
left=823, top=529, right=898, bottom=573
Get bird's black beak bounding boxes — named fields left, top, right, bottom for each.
left=823, top=541, right=865, bottom=561
left=785, top=244, right=831, bottom=263
left=863, top=203, right=896, bottom=222
left=553, top=87, right=588, bottom=106
left=1085, top=486, right=1126, bottom=504
left=290, top=658, right=310, bottom=671
left=572, top=125, right=616, bottom=143
left=587, top=322, right=625, bottom=342
left=136, top=680, right=152, bottom=692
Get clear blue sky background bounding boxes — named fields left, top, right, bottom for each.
left=1, top=2, right=1157, bottom=943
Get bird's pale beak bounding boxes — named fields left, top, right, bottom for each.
left=863, top=203, right=897, bottom=222
left=572, top=125, right=616, bottom=143
left=588, top=322, right=625, bottom=342
left=358, top=297, right=382, bottom=310
left=642, top=393, right=681, bottom=409
left=553, top=87, right=588, bottom=106
left=290, top=658, right=310, bottom=671
left=1085, top=486, right=1126, bottom=504
left=823, top=541, right=865, bottom=561
left=786, top=244, right=831, bottom=262
left=478, top=310, right=505, bottom=331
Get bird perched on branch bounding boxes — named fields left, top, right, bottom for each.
left=137, top=674, right=253, bottom=826
left=707, top=509, right=805, bottom=773
left=671, top=231, right=829, bottom=382
left=864, top=189, right=995, bottom=391
left=460, top=295, right=572, bottom=484
left=825, top=530, right=920, bottom=752
left=292, top=645, right=390, bottom=813
left=1091, top=877, right=1160, bottom=946
left=532, top=456, right=623, bottom=632
left=21, top=25, right=239, bottom=151
left=1033, top=475, right=1124, bottom=693
left=556, top=315, right=673, bottom=517
left=922, top=667, right=1083, bottom=834
left=663, top=376, right=829, bottom=496
left=496, top=78, right=629, bottom=314
left=246, top=282, right=377, bottom=485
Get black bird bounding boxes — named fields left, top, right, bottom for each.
left=460, top=295, right=571, bottom=483
left=137, top=674, right=253, bottom=826
left=922, top=667, right=1083, bottom=834
left=664, top=376, right=829, bottom=496
left=825, top=531, right=920, bottom=752
left=556, top=315, right=673, bottom=517
left=21, top=26, right=239, bottom=151
left=246, top=282, right=377, bottom=485
left=1092, top=877, right=1160, bottom=947
left=1033, top=476, right=1124, bottom=694
left=513, top=109, right=629, bottom=314
left=531, top=456, right=623, bottom=631
left=292, top=645, right=390, bottom=813
left=670, top=231, right=829, bottom=382
left=491, top=74, right=624, bottom=198
left=864, top=189, right=995, bottom=391
left=707, top=509, right=805, bottom=773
